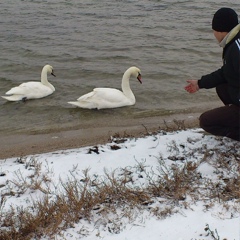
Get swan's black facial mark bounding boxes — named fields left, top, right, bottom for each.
left=137, top=73, right=142, bottom=84
left=51, top=71, right=56, bottom=77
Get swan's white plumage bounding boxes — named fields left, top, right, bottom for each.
left=2, top=64, right=56, bottom=101
left=68, top=66, right=142, bottom=109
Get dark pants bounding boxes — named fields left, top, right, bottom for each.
left=199, top=84, right=240, bottom=141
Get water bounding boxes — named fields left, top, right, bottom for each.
left=0, top=0, right=239, bottom=135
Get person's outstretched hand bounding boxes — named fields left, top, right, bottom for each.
left=184, top=80, right=199, bottom=93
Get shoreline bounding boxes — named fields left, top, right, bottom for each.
left=0, top=113, right=200, bottom=159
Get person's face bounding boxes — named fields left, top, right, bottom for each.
left=213, top=30, right=228, bottom=43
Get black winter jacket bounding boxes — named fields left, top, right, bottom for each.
left=198, top=24, right=240, bottom=106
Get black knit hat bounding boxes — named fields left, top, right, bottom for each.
left=212, top=8, right=238, bottom=32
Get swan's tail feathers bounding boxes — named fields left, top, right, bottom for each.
left=2, top=95, right=24, bottom=101
left=68, top=101, right=80, bottom=107
left=68, top=101, right=98, bottom=109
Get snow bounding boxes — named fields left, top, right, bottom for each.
left=0, top=128, right=240, bottom=240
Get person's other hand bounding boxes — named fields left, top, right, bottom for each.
left=184, top=80, right=199, bottom=93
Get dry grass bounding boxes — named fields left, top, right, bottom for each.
left=0, top=126, right=239, bottom=240
left=147, top=160, right=200, bottom=201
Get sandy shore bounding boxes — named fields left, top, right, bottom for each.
left=0, top=113, right=201, bottom=160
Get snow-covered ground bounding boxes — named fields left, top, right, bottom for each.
left=0, top=128, right=240, bottom=239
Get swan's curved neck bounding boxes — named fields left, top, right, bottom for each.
left=121, top=69, right=135, bottom=101
left=41, top=68, right=55, bottom=91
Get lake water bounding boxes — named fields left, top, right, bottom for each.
left=0, top=0, right=239, bottom=135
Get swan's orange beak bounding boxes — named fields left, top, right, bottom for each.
left=137, top=73, right=142, bottom=84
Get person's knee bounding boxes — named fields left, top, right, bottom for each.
left=199, top=112, right=208, bottom=129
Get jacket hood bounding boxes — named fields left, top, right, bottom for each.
left=220, top=23, right=240, bottom=48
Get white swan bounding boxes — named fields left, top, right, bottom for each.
left=2, top=64, right=56, bottom=101
left=68, top=66, right=142, bottom=109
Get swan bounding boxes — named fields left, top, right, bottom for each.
left=2, top=64, right=56, bottom=101
left=68, top=66, right=142, bottom=109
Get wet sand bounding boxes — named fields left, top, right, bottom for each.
left=0, top=113, right=200, bottom=159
